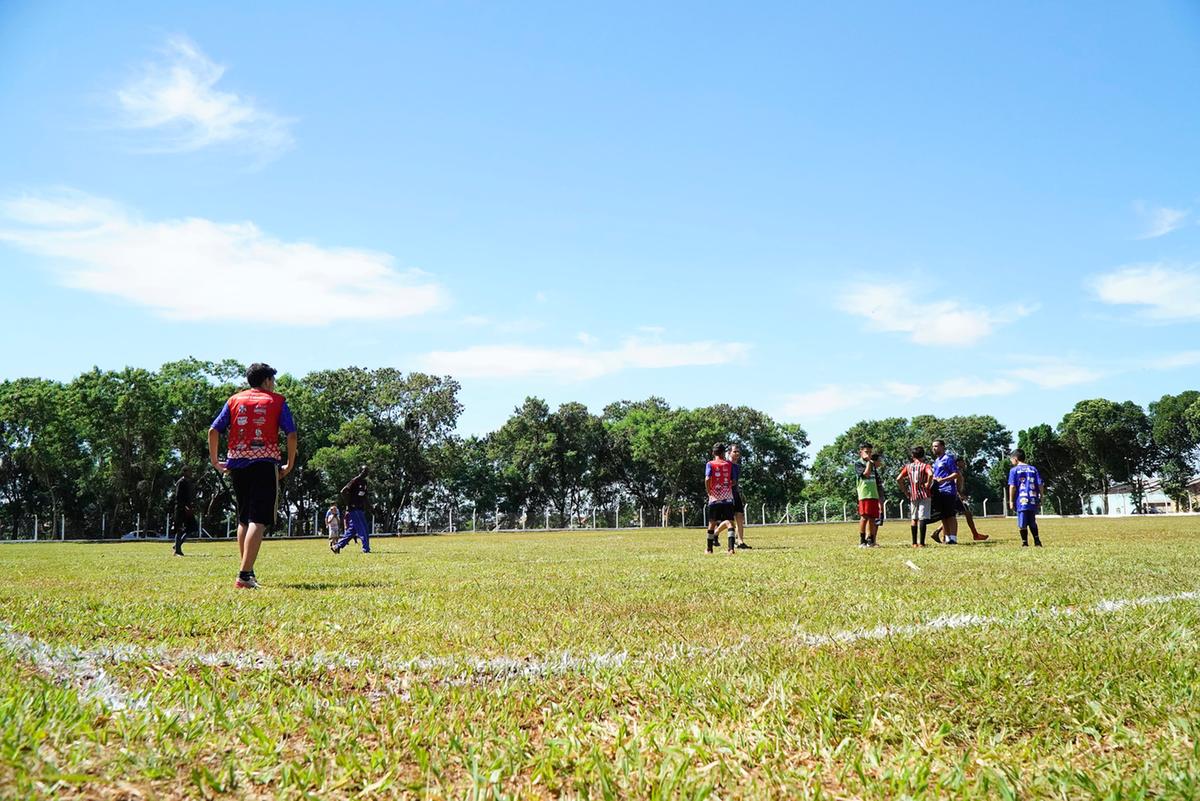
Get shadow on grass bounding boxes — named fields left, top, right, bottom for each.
left=277, top=580, right=395, bottom=591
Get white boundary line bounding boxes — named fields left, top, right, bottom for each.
left=3, top=589, right=1197, bottom=714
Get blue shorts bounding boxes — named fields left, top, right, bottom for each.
left=1017, top=510, right=1037, bottom=529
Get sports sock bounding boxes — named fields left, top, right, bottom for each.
left=238, top=570, right=252, bottom=580
left=1030, top=521, right=1041, bottom=544
left=910, top=524, right=918, bottom=545
left=919, top=520, right=927, bottom=545
left=727, top=533, right=735, bottom=550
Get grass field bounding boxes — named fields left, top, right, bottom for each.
left=2, top=516, right=1199, bottom=800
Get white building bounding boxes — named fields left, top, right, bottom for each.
left=1085, top=476, right=1200, bottom=515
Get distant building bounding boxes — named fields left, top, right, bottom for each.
left=1085, top=476, right=1200, bottom=515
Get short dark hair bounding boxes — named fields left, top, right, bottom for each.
left=932, top=438, right=945, bottom=448
left=871, top=453, right=883, bottom=462
left=858, top=442, right=873, bottom=452
left=910, top=446, right=925, bottom=459
left=1011, top=448, right=1026, bottom=461
left=246, top=363, right=277, bottom=388
left=712, top=442, right=727, bottom=457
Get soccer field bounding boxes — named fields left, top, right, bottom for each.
left=2, top=517, right=1199, bottom=800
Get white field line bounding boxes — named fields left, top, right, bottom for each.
left=3, top=590, right=1198, bottom=713
left=0, top=624, right=147, bottom=712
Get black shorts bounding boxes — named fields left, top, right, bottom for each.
left=931, top=491, right=958, bottom=521
left=707, top=501, right=736, bottom=524
left=174, top=511, right=199, bottom=534
left=229, top=461, right=279, bottom=526
left=732, top=489, right=745, bottom=515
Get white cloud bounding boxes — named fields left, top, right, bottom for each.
left=422, top=338, right=748, bottom=380
left=931, top=378, right=1021, bottom=399
left=837, top=283, right=1032, bottom=347
left=1134, top=202, right=1189, bottom=239
left=1007, top=361, right=1106, bottom=389
left=779, top=385, right=869, bottom=418
left=780, top=376, right=1021, bottom=420
left=1092, top=263, right=1200, bottom=321
left=0, top=190, right=445, bottom=325
left=1149, top=350, right=1200, bottom=370
left=115, top=36, right=293, bottom=157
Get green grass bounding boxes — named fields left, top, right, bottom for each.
left=1, top=516, right=1199, bottom=800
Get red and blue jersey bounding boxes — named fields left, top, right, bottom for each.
left=705, top=458, right=734, bottom=503
left=210, top=388, right=296, bottom=469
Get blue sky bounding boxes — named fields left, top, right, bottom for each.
left=2, top=1, right=1199, bottom=450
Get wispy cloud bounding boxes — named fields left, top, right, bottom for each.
left=1134, top=201, right=1189, bottom=239
left=114, top=36, right=293, bottom=158
left=422, top=338, right=748, bottom=380
left=0, top=189, right=445, bottom=324
left=1006, top=359, right=1107, bottom=389
left=837, top=282, right=1033, bottom=348
left=1091, top=263, right=1200, bottom=321
left=779, top=376, right=1019, bottom=420
left=1149, top=350, right=1200, bottom=370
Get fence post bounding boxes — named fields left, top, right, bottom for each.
left=199, top=511, right=204, bottom=540
left=804, top=502, right=809, bottom=523
left=983, top=499, right=988, bottom=517
left=545, top=508, right=550, bottom=529
left=165, top=514, right=170, bottom=540
left=34, top=514, right=38, bottom=541
left=472, top=505, right=477, bottom=531
left=449, top=506, right=454, bottom=532
left=843, top=502, right=848, bottom=521
left=615, top=500, right=620, bottom=528
left=288, top=514, right=293, bottom=537
left=822, top=502, right=827, bottom=523
left=761, top=503, right=766, bottom=526
left=592, top=508, right=596, bottom=528
left=639, top=507, right=644, bottom=527
left=680, top=507, right=685, bottom=527
left=60, top=515, right=65, bottom=541
left=495, top=506, right=500, bottom=531
left=101, top=513, right=106, bottom=538
left=225, top=513, right=231, bottom=538
left=786, top=505, right=791, bottom=525
left=136, top=513, right=140, bottom=535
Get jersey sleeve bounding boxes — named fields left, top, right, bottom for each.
left=279, top=402, right=296, bottom=434
left=210, top=402, right=231, bottom=433
left=1007, top=467, right=1017, bottom=487
left=704, top=462, right=712, bottom=478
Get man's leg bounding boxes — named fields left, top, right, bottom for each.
left=910, top=518, right=919, bottom=546
left=1029, top=513, right=1041, bottom=546
left=943, top=515, right=958, bottom=543
left=236, top=522, right=248, bottom=559
left=358, top=512, right=371, bottom=553
left=858, top=515, right=868, bottom=546
left=867, top=517, right=878, bottom=546
left=963, top=505, right=987, bottom=541
left=174, top=516, right=186, bottom=555
left=735, top=512, right=746, bottom=545
left=240, top=522, right=266, bottom=573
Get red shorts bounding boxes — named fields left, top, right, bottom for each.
left=858, top=499, right=880, bottom=519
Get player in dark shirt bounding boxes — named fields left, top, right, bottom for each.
left=172, top=466, right=198, bottom=556
left=332, top=465, right=371, bottom=554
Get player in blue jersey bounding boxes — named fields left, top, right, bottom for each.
left=929, top=439, right=960, bottom=544
left=1007, top=449, right=1044, bottom=547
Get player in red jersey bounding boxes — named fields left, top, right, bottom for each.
left=208, top=363, right=298, bottom=589
left=704, top=443, right=738, bottom=555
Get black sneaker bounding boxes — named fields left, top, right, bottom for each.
left=931, top=530, right=942, bottom=544
left=737, top=542, right=751, bottom=550
left=1033, top=540, right=1043, bottom=547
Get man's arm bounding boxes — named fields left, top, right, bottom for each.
left=280, top=432, right=298, bottom=478
left=208, top=429, right=226, bottom=473
left=895, top=467, right=907, bottom=486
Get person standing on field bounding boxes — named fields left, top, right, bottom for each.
left=704, top=443, right=738, bottom=555
left=729, top=443, right=751, bottom=549
left=325, top=502, right=343, bottom=548
left=333, top=465, right=371, bottom=554
left=208, top=363, right=297, bottom=589
left=1008, top=449, right=1045, bottom=547
left=854, top=443, right=880, bottom=547
left=929, top=439, right=960, bottom=544
left=172, top=465, right=197, bottom=556
left=897, top=446, right=932, bottom=547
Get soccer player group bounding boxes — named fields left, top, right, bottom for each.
left=200, top=363, right=1045, bottom=588
left=704, top=439, right=1045, bottom=552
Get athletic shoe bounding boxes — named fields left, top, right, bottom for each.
left=945, top=537, right=957, bottom=545
left=972, top=532, right=989, bottom=541
left=173, top=550, right=183, bottom=556
left=1021, top=541, right=1029, bottom=547
left=1033, top=540, right=1043, bottom=547
left=737, top=542, right=752, bottom=550
left=331, top=543, right=340, bottom=554
left=234, top=576, right=260, bottom=590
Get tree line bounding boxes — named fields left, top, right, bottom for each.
left=1, top=359, right=1196, bottom=537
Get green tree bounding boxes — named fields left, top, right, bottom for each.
left=1149, top=391, right=1200, bottom=508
